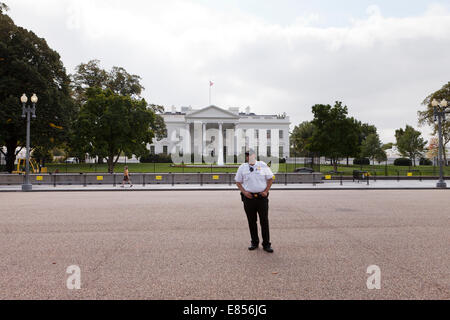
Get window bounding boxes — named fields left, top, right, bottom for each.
left=150, top=146, right=155, bottom=155
left=256, top=129, right=259, bottom=139
left=267, top=146, right=271, bottom=157
left=279, top=146, right=284, bottom=158
left=163, top=146, right=168, bottom=155
left=267, top=130, right=271, bottom=139
left=279, top=130, right=284, bottom=139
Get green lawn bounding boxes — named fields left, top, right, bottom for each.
left=44, top=163, right=450, bottom=176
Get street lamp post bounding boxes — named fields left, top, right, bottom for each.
left=432, top=98, right=449, bottom=189
left=20, top=93, right=37, bottom=192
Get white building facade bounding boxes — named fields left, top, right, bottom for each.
left=149, top=105, right=291, bottom=164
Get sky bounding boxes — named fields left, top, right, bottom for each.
left=6, top=0, right=450, bottom=143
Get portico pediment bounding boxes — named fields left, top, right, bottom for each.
left=186, top=105, right=239, bottom=120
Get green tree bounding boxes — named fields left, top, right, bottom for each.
left=395, top=125, right=427, bottom=166
left=0, top=9, right=74, bottom=172
left=310, top=101, right=353, bottom=171
left=360, top=133, right=384, bottom=165
left=71, top=60, right=145, bottom=103
left=342, top=117, right=362, bottom=165
left=69, top=60, right=166, bottom=163
left=418, top=81, right=450, bottom=165
left=290, top=121, right=315, bottom=155
left=76, top=88, right=157, bottom=173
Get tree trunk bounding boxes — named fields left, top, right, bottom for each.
left=98, top=156, right=104, bottom=164
left=5, top=140, right=18, bottom=173
left=107, top=157, right=114, bottom=174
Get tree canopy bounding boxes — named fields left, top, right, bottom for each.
left=290, top=121, right=315, bottom=155
left=418, top=81, right=450, bottom=164
left=361, top=133, right=386, bottom=164
left=0, top=10, right=74, bottom=172
left=309, top=101, right=357, bottom=170
left=75, top=88, right=157, bottom=173
left=395, top=125, right=427, bottom=166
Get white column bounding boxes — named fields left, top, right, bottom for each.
left=202, top=123, right=207, bottom=158
left=184, top=123, right=191, bottom=155
left=217, top=122, right=224, bottom=166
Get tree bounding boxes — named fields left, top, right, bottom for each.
left=76, top=88, right=157, bottom=173
left=309, top=101, right=353, bottom=171
left=69, top=60, right=166, bottom=163
left=290, top=121, right=315, bottom=155
left=426, top=137, right=439, bottom=160
left=395, top=125, right=427, bottom=166
left=360, top=133, right=384, bottom=165
left=342, top=117, right=362, bottom=164
left=418, top=81, right=450, bottom=165
left=0, top=10, right=74, bottom=172
left=71, top=60, right=145, bottom=103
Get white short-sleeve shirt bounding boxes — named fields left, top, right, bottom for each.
left=235, top=161, right=274, bottom=193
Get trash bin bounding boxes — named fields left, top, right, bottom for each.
left=353, top=170, right=367, bottom=180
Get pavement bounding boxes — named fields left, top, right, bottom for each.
left=0, top=179, right=448, bottom=192
left=0, top=190, right=449, bottom=300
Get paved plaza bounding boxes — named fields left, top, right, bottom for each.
left=0, top=190, right=448, bottom=299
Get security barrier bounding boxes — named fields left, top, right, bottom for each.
left=0, top=172, right=325, bottom=186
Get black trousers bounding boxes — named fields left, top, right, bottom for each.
left=242, top=193, right=271, bottom=247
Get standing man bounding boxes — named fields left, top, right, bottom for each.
left=235, top=149, right=274, bottom=253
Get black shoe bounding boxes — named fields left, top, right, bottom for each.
left=263, top=246, right=274, bottom=253
left=248, top=244, right=258, bottom=251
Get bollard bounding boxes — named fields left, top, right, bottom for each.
left=113, top=174, right=116, bottom=187
left=143, top=174, right=146, bottom=187
left=340, top=173, right=343, bottom=186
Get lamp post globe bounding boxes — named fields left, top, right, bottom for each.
left=31, top=93, right=38, bottom=104
left=21, top=94, right=28, bottom=103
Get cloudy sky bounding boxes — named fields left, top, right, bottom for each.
left=7, top=0, right=450, bottom=143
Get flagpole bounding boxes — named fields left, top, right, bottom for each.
left=209, top=85, right=211, bottom=105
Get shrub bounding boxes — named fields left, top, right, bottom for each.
left=140, top=154, right=173, bottom=163
left=394, top=158, right=412, bottom=166
left=353, top=158, right=370, bottom=165
left=419, top=158, right=433, bottom=166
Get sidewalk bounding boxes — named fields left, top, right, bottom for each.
left=0, top=180, right=447, bottom=192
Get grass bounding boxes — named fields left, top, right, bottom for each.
left=43, top=162, right=450, bottom=176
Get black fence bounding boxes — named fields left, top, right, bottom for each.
left=0, top=172, right=325, bottom=187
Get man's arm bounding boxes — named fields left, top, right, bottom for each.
left=237, top=182, right=253, bottom=199
left=260, top=179, right=273, bottom=198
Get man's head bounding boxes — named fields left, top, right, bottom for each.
left=245, top=149, right=257, bottom=164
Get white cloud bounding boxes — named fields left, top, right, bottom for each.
left=7, top=0, right=450, bottom=143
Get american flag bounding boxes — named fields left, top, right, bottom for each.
left=210, top=81, right=214, bottom=87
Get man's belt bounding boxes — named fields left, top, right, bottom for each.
left=241, top=192, right=269, bottom=199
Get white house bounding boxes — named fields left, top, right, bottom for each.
left=149, top=105, right=291, bottom=164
